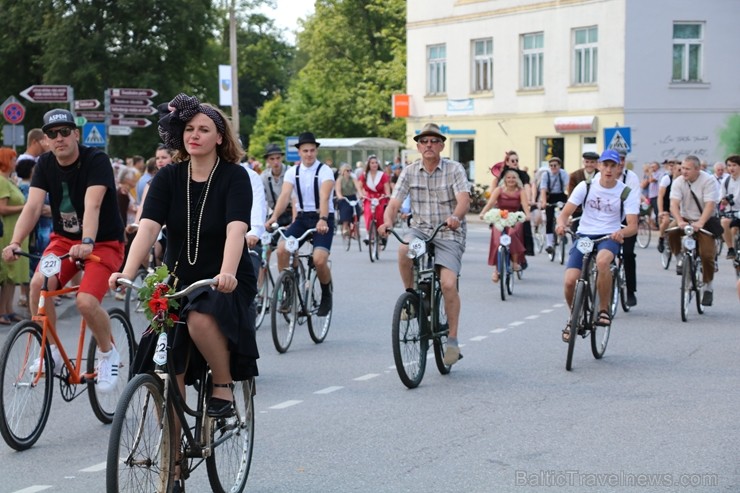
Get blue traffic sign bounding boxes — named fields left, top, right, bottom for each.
left=83, top=123, right=106, bottom=147
left=604, top=127, right=631, bottom=154
left=285, top=136, right=299, bottom=163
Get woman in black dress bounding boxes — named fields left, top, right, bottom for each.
left=109, top=93, right=258, bottom=418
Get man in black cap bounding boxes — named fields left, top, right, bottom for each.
left=2, top=109, right=125, bottom=393
left=266, top=132, right=335, bottom=316
left=380, top=122, right=470, bottom=366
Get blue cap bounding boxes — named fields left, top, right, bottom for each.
left=599, top=149, right=621, bottom=163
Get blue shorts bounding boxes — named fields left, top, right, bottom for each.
left=284, top=212, right=334, bottom=253
left=565, top=235, right=620, bottom=270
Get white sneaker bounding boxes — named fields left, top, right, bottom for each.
left=95, top=345, right=120, bottom=393
left=29, top=345, right=63, bottom=376
left=443, top=344, right=461, bottom=366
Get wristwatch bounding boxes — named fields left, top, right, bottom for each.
left=81, top=237, right=95, bottom=247
left=319, top=216, right=329, bottom=222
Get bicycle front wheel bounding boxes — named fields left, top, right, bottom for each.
left=106, top=373, right=173, bottom=493
left=88, top=308, right=136, bottom=424
left=591, top=269, right=611, bottom=359
left=566, top=282, right=587, bottom=371
left=392, top=292, right=427, bottom=389
left=0, top=321, right=53, bottom=451
left=498, top=248, right=507, bottom=301
left=307, top=272, right=331, bottom=343
left=432, top=288, right=452, bottom=375
left=534, top=227, right=545, bottom=254
left=355, top=219, right=362, bottom=252
left=343, top=224, right=352, bottom=251
left=271, top=271, right=297, bottom=353
left=694, top=258, right=705, bottom=315
left=206, top=377, right=255, bottom=493
left=558, top=236, right=567, bottom=265
left=123, top=268, right=148, bottom=337
left=368, top=221, right=377, bottom=263
left=661, top=248, right=672, bottom=269
left=637, top=219, right=651, bottom=248
left=618, top=263, right=630, bottom=313
left=680, top=260, right=692, bottom=322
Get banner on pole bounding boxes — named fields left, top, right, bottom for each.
left=219, top=65, right=232, bottom=107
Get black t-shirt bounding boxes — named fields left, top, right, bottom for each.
left=512, top=168, right=530, bottom=186
left=31, top=145, right=124, bottom=242
left=142, top=162, right=254, bottom=286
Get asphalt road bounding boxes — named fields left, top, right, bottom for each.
left=1, top=217, right=738, bottom=492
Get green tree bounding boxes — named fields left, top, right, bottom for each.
left=719, top=114, right=740, bottom=157
left=250, top=0, right=406, bottom=151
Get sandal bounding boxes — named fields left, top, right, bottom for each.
left=595, top=309, right=611, bottom=327
left=562, top=323, right=571, bottom=343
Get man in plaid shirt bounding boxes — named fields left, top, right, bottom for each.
left=381, top=123, right=470, bottom=366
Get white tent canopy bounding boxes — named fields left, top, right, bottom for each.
left=315, top=137, right=404, bottom=168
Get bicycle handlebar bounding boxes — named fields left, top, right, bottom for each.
left=386, top=222, right=447, bottom=245
left=665, top=225, right=713, bottom=236
left=116, top=277, right=217, bottom=299
left=272, top=226, right=317, bottom=242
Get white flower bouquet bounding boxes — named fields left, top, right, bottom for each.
left=483, top=208, right=526, bottom=231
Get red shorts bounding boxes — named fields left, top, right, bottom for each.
left=41, top=234, right=125, bottom=301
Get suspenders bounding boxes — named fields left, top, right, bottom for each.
left=295, top=162, right=324, bottom=211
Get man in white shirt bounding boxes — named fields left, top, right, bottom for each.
left=719, top=155, right=740, bottom=259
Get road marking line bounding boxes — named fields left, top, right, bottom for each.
left=490, top=328, right=507, bottom=333
left=525, top=315, right=539, bottom=320
left=12, top=487, right=53, bottom=493
left=469, top=336, right=487, bottom=341
left=354, top=373, right=380, bottom=381
left=314, top=386, right=343, bottom=394
left=269, top=400, right=303, bottom=409
left=540, top=309, right=553, bottom=313
left=79, top=462, right=106, bottom=472
left=552, top=303, right=565, bottom=308
left=509, top=321, right=524, bottom=326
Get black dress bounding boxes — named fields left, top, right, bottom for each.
left=136, top=160, right=259, bottom=382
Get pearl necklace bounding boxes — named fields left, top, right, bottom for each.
left=186, top=158, right=220, bottom=265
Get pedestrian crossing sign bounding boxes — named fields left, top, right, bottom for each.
left=604, top=126, right=631, bottom=154
left=83, top=122, right=106, bottom=148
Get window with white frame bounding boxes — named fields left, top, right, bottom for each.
left=472, top=38, right=493, bottom=92
left=427, top=44, right=447, bottom=95
left=521, top=32, right=544, bottom=89
left=573, top=26, right=598, bottom=84
left=672, top=23, right=703, bottom=82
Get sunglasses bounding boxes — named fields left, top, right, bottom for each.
left=45, top=127, right=74, bottom=139
left=418, top=138, right=442, bottom=145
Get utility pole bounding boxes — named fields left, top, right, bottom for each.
left=229, top=0, right=239, bottom=136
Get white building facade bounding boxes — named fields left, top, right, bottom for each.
left=405, top=0, right=740, bottom=183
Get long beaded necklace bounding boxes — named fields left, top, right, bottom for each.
left=186, top=157, right=220, bottom=265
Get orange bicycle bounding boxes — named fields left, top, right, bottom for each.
left=0, top=251, right=136, bottom=450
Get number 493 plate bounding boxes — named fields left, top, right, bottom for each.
left=39, top=253, right=63, bottom=277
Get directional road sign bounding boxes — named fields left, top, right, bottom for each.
left=111, top=118, right=152, bottom=128
left=108, top=125, right=133, bottom=136
left=74, top=99, right=101, bottom=110
left=1, top=96, right=25, bottom=124
left=110, top=98, right=153, bottom=107
left=78, top=111, right=119, bottom=121
left=109, top=105, right=157, bottom=116
left=20, top=85, right=71, bottom=103
left=82, top=123, right=106, bottom=147
left=604, top=126, right=631, bottom=154
left=109, top=88, right=158, bottom=99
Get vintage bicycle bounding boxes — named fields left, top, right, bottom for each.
left=339, top=197, right=362, bottom=252
left=365, top=196, right=389, bottom=263
left=253, top=230, right=280, bottom=330
left=666, top=225, right=711, bottom=322
left=547, top=202, right=568, bottom=264
left=107, top=278, right=254, bottom=493
left=388, top=223, right=459, bottom=389
left=608, top=247, right=630, bottom=318
left=562, top=233, right=614, bottom=372
left=270, top=227, right=332, bottom=353
left=495, top=226, right=524, bottom=301
left=0, top=251, right=136, bottom=451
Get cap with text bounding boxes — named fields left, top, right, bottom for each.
left=42, top=109, right=77, bottom=132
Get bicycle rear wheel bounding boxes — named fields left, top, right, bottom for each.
left=609, top=264, right=619, bottom=319
left=392, top=292, right=427, bottom=389
left=566, top=282, right=587, bottom=371
left=637, top=219, right=651, bottom=248
left=88, top=308, right=136, bottom=424
left=432, top=288, right=452, bottom=375
left=206, top=377, right=255, bottom=493
left=534, top=226, right=545, bottom=254
left=0, top=321, right=53, bottom=451
left=355, top=219, right=362, bottom=252
left=254, top=267, right=273, bottom=330
left=271, top=271, right=297, bottom=353
left=106, top=373, right=173, bottom=493
left=618, top=262, right=630, bottom=313
left=123, top=268, right=148, bottom=338
left=307, top=272, right=331, bottom=343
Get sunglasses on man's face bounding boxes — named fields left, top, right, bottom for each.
left=418, top=138, right=442, bottom=145
left=45, top=127, right=74, bottom=139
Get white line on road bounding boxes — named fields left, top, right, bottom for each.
left=12, top=487, right=52, bottom=493
left=540, top=309, right=553, bottom=313
left=490, top=328, right=507, bottom=333
left=354, top=373, right=380, bottom=381
left=469, top=336, right=487, bottom=341
left=314, top=386, right=343, bottom=394
left=269, top=400, right=303, bottom=410
left=552, top=303, right=565, bottom=308
left=525, top=315, right=539, bottom=320
left=79, top=462, right=107, bottom=472
left=509, top=321, right=524, bottom=326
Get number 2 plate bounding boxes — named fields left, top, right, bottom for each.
left=39, top=253, right=62, bottom=277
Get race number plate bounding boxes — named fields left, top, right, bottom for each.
left=576, top=237, right=594, bottom=254
left=682, top=237, right=696, bottom=250
left=261, top=231, right=273, bottom=244
left=500, top=234, right=512, bottom=247
left=407, top=237, right=427, bottom=258
left=39, top=253, right=62, bottom=277
left=285, top=236, right=300, bottom=253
